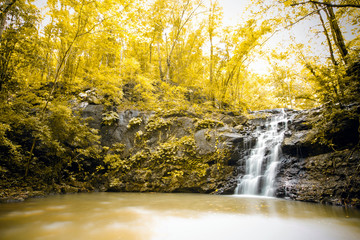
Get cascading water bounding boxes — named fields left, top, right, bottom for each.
left=234, top=109, right=288, bottom=196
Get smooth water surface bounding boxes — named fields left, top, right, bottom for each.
left=0, top=193, right=359, bottom=240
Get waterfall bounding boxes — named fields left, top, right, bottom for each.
left=234, top=109, right=288, bottom=196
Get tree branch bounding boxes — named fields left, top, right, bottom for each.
left=258, top=7, right=326, bottom=48
left=291, top=1, right=360, bottom=9
left=0, top=0, right=17, bottom=16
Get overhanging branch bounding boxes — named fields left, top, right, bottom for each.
left=291, top=1, right=360, bottom=8
left=259, top=6, right=326, bottom=48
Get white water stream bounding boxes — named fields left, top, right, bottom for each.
left=235, top=109, right=288, bottom=196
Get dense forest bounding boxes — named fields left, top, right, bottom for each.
left=0, top=0, right=359, bottom=201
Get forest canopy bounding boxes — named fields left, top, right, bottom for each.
left=1, top=0, right=359, bottom=112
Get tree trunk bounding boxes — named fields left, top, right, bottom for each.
left=325, top=6, right=348, bottom=63
left=166, top=55, right=171, bottom=82
left=316, top=6, right=347, bottom=99
left=157, top=41, right=165, bottom=81
left=0, top=0, right=17, bottom=40
left=0, top=14, right=6, bottom=40
left=119, top=38, right=124, bottom=76
left=316, top=7, right=337, bottom=66
left=149, top=42, right=152, bottom=64
left=209, top=32, right=214, bottom=85
left=209, top=29, right=216, bottom=102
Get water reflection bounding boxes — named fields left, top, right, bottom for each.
left=0, top=193, right=359, bottom=240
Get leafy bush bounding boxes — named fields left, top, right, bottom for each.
left=127, top=117, right=142, bottom=129
left=145, top=116, right=171, bottom=134
left=102, top=111, right=119, bottom=126
left=195, top=119, right=224, bottom=130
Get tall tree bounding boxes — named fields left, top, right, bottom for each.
left=0, top=0, right=17, bottom=40
left=157, top=0, right=204, bottom=83
left=0, top=0, right=39, bottom=93
left=324, top=5, right=348, bottom=63
left=214, top=19, right=272, bottom=107
left=207, top=0, right=222, bottom=103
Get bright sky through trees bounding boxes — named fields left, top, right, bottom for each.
left=220, top=0, right=358, bottom=75
left=219, top=0, right=270, bottom=74
left=32, top=0, right=357, bottom=75
left=220, top=0, right=250, bottom=25
left=220, top=0, right=325, bottom=74
left=5, top=0, right=360, bottom=111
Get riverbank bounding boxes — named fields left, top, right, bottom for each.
left=0, top=178, right=92, bottom=203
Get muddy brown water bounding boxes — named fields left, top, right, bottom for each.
left=0, top=193, right=359, bottom=240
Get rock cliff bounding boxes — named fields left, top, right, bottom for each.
left=207, top=105, right=360, bottom=208
left=81, top=104, right=247, bottom=194
left=276, top=104, right=360, bottom=207
left=80, top=102, right=360, bottom=207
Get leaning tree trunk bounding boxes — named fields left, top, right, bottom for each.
left=316, top=6, right=337, bottom=66
left=325, top=6, right=348, bottom=64
left=317, top=8, right=344, bottom=100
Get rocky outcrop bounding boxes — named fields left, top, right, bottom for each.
left=213, top=105, right=360, bottom=207
left=276, top=104, right=360, bottom=207
left=79, top=104, right=247, bottom=194
left=276, top=149, right=360, bottom=207
left=79, top=102, right=360, bottom=207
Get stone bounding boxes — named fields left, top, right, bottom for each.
left=81, top=104, right=104, bottom=129
left=219, top=133, right=244, bottom=144
left=194, top=129, right=217, bottom=155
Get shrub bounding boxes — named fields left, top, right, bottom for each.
left=127, top=117, right=142, bottom=129
left=102, top=111, right=119, bottom=126
left=195, top=119, right=224, bottom=130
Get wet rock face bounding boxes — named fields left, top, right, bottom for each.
left=219, top=105, right=360, bottom=207
left=276, top=150, right=360, bottom=207
left=276, top=104, right=360, bottom=207
left=281, top=108, right=330, bottom=157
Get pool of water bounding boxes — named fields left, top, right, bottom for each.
left=0, top=193, right=359, bottom=240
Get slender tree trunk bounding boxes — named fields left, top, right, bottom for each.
left=149, top=42, right=152, bottom=64
left=209, top=32, right=214, bottom=85
left=157, top=41, right=164, bottom=81
left=166, top=56, right=171, bottom=82
left=209, top=31, right=215, bottom=104
left=161, top=0, right=201, bottom=83
left=47, top=51, right=53, bottom=81
left=325, top=6, right=348, bottom=63
left=316, top=6, right=337, bottom=66
left=0, top=14, right=6, bottom=40
left=119, top=38, right=124, bottom=76
left=317, top=7, right=346, bottom=99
